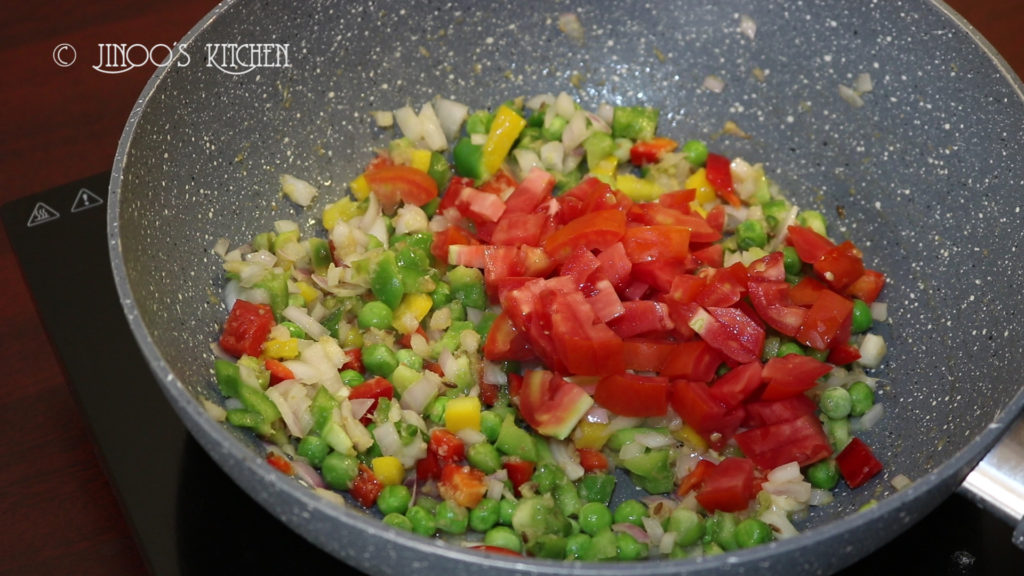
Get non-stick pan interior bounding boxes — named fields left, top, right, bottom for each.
left=110, top=1, right=1024, bottom=574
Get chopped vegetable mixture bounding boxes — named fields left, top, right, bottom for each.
left=211, top=92, right=889, bottom=561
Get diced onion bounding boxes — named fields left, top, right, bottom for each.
left=370, top=110, right=394, bottom=128
left=703, top=74, right=725, bottom=93
left=291, top=459, right=326, bottom=489
left=393, top=105, right=423, bottom=142
left=433, top=97, right=469, bottom=141
left=891, top=473, right=913, bottom=491
left=212, top=237, right=231, bottom=258
left=839, top=84, right=865, bottom=108
left=739, top=14, right=757, bottom=40
left=399, top=372, right=441, bottom=413
left=282, top=305, right=329, bottom=340
left=634, top=430, right=676, bottom=449
left=857, top=333, right=887, bottom=368
left=558, top=12, right=584, bottom=44
left=808, top=488, right=835, bottom=506
left=871, top=301, right=888, bottom=322
left=201, top=397, right=227, bottom=421
left=854, top=72, right=874, bottom=93
left=549, top=439, right=585, bottom=481
left=279, top=174, right=318, bottom=207
left=417, top=102, right=448, bottom=151
left=852, top=403, right=885, bottom=431
left=612, top=522, right=650, bottom=543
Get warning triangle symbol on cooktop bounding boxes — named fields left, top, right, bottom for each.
left=71, top=188, right=104, bottom=212
left=27, top=202, right=60, bottom=227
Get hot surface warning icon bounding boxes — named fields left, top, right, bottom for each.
left=27, top=202, right=60, bottom=227
left=71, top=188, right=104, bottom=212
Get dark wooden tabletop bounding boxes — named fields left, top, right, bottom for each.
left=1, top=2, right=1022, bottom=575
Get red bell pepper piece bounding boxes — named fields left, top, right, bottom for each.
left=835, top=437, right=884, bottom=488
left=218, top=299, right=275, bottom=358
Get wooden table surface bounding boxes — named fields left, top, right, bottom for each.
left=1, top=2, right=1022, bottom=575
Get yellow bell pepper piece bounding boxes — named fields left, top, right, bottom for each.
left=482, top=105, right=526, bottom=175
left=371, top=456, right=405, bottom=486
left=590, top=155, right=618, bottom=181
left=409, top=148, right=432, bottom=173
left=444, top=396, right=482, bottom=433
left=322, top=196, right=363, bottom=231
left=349, top=174, right=371, bottom=201
left=572, top=420, right=612, bottom=450
left=296, top=281, right=321, bottom=307
left=685, top=167, right=717, bottom=205
left=615, top=173, right=664, bottom=202
left=263, top=338, right=299, bottom=360
left=672, top=424, right=709, bottom=453
left=391, top=292, right=433, bottom=334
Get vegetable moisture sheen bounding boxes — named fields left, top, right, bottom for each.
left=210, top=92, right=889, bottom=561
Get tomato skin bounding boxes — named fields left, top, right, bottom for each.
left=845, top=269, right=886, bottom=304
left=350, top=464, right=383, bottom=508
left=695, top=457, right=756, bottom=513
left=708, top=362, right=764, bottom=409
left=363, top=165, right=439, bottom=213
left=659, top=340, right=723, bottom=382
left=787, top=225, right=835, bottom=264
left=796, top=288, right=854, bottom=350
left=595, top=242, right=632, bottom=289
left=578, top=448, right=610, bottom=473
left=828, top=342, right=862, bottom=366
left=748, top=281, right=806, bottom=337
left=835, top=437, right=884, bottom=488
left=491, top=211, right=548, bottom=246
left=760, top=354, right=833, bottom=401
left=704, top=153, right=742, bottom=207
left=483, top=311, right=534, bottom=362
left=593, top=373, right=670, bottom=417
left=517, top=370, right=594, bottom=439
left=219, top=300, right=275, bottom=358
left=630, top=137, right=678, bottom=165
left=439, top=464, right=488, bottom=509
left=670, top=379, right=743, bottom=438
left=543, top=209, right=627, bottom=262
left=622, top=225, right=691, bottom=264
left=742, top=395, right=818, bottom=428
left=814, top=241, right=865, bottom=292
left=622, top=338, right=675, bottom=372
left=691, top=305, right=765, bottom=365
left=677, top=459, right=716, bottom=497
left=734, top=414, right=832, bottom=470
left=431, top=226, right=478, bottom=268
left=607, top=300, right=673, bottom=338
left=502, top=457, right=535, bottom=495
left=503, top=166, right=555, bottom=215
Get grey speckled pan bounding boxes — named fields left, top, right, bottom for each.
left=109, top=0, right=1024, bottom=573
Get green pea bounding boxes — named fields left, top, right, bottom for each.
left=564, top=532, right=592, bottom=560
left=585, top=529, right=619, bottom=561
left=377, top=484, right=412, bottom=516
left=382, top=512, right=413, bottom=532
left=406, top=505, right=437, bottom=537
left=819, top=387, right=853, bottom=420
left=466, top=442, right=502, bottom=475
left=362, top=343, right=398, bottom=377
left=849, top=381, right=875, bottom=417
left=737, top=220, right=768, bottom=250
left=735, top=518, right=773, bottom=548
left=577, top=502, right=613, bottom=536
left=681, top=139, right=709, bottom=167
left=395, top=348, right=423, bottom=371
left=705, top=511, right=738, bottom=551
left=484, top=525, right=522, bottom=553
left=321, top=452, right=359, bottom=491
left=616, top=531, right=649, bottom=560
left=782, top=246, right=802, bottom=275
left=357, top=300, right=394, bottom=329
left=666, top=507, right=705, bottom=547
left=851, top=299, right=873, bottom=334
left=339, top=369, right=364, bottom=387
left=612, top=499, right=648, bottom=527
left=824, top=416, right=851, bottom=452
left=498, top=498, right=517, bottom=526
left=469, top=498, right=501, bottom=532
left=806, top=459, right=840, bottom=490
left=435, top=500, right=469, bottom=534
left=777, top=341, right=805, bottom=357
left=480, top=411, right=502, bottom=443
left=296, top=435, right=330, bottom=467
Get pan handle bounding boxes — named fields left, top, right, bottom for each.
left=958, top=413, right=1024, bottom=549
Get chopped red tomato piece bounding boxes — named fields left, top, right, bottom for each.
left=363, top=165, right=439, bottom=213
left=503, top=457, right=535, bottom=496
left=742, top=395, right=819, bottom=428
left=219, top=299, right=275, bottom=358
left=484, top=311, right=534, bottom=362
left=708, top=362, right=764, bottom=409
left=543, top=208, right=627, bottom=261
left=696, top=457, right=756, bottom=513
left=504, top=166, right=556, bottom=214
left=593, top=373, right=670, bottom=417
left=577, top=448, right=610, bottom=473
left=845, top=269, right=886, bottom=304
left=748, top=281, right=806, bottom=337
left=517, top=370, right=594, bottom=439
left=622, top=225, right=691, bottom=264
left=439, top=464, right=488, bottom=508
left=760, top=354, right=833, bottom=401
left=629, top=137, right=678, bottom=165
left=265, top=358, right=295, bottom=386
left=704, top=153, right=741, bottom=207
left=659, top=340, right=722, bottom=382
left=350, top=464, right=383, bottom=508
left=786, top=225, right=835, bottom=264
left=670, top=379, right=743, bottom=438
left=607, top=300, right=673, bottom=338
left=348, top=377, right=395, bottom=425
left=734, top=414, right=832, bottom=470
left=621, top=338, right=676, bottom=372
left=836, top=437, right=884, bottom=488
left=266, top=451, right=293, bottom=475
left=677, top=459, right=716, bottom=497
left=796, top=288, right=854, bottom=350
left=814, top=241, right=865, bottom=292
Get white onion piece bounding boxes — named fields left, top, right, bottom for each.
left=583, top=404, right=610, bottom=425
left=739, top=14, right=757, bottom=40
left=561, top=110, right=589, bottom=150
left=393, top=105, right=423, bottom=142
left=839, top=84, right=865, bottom=108
left=642, top=516, right=664, bottom=547
left=634, top=430, right=675, bottom=449
left=399, top=372, right=441, bottom=413
left=279, top=174, right=318, bottom=207
left=767, top=461, right=803, bottom=483
left=619, top=441, right=647, bottom=461
left=871, top=301, right=888, bottom=322
left=373, top=422, right=403, bottom=456
left=486, top=475, right=506, bottom=501
left=266, top=382, right=306, bottom=437
left=212, top=237, right=230, bottom=257
left=703, top=74, right=725, bottom=93
left=596, top=102, right=614, bottom=126
left=201, top=397, right=227, bottom=421
left=558, top=12, right=584, bottom=43
left=808, top=488, right=835, bottom=506
left=292, top=459, right=326, bottom=488
left=854, top=72, right=874, bottom=93
left=762, top=479, right=812, bottom=502
left=549, top=439, right=585, bottom=481
left=349, top=398, right=376, bottom=421
left=457, top=428, right=487, bottom=446
left=554, top=91, right=576, bottom=119
left=760, top=509, right=799, bottom=539
left=852, top=403, right=885, bottom=431
left=658, top=531, right=677, bottom=556
left=539, top=140, right=565, bottom=171
left=417, top=102, right=448, bottom=151
left=370, top=110, right=394, bottom=128
left=282, top=306, right=329, bottom=340
left=612, top=522, right=650, bottom=543
left=524, top=93, right=555, bottom=111
left=857, top=333, right=887, bottom=368
left=891, top=473, right=913, bottom=491
left=433, top=97, right=469, bottom=142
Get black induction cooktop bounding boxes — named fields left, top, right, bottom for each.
left=4, top=172, right=1022, bottom=575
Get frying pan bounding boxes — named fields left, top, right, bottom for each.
left=108, top=0, right=1024, bottom=573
